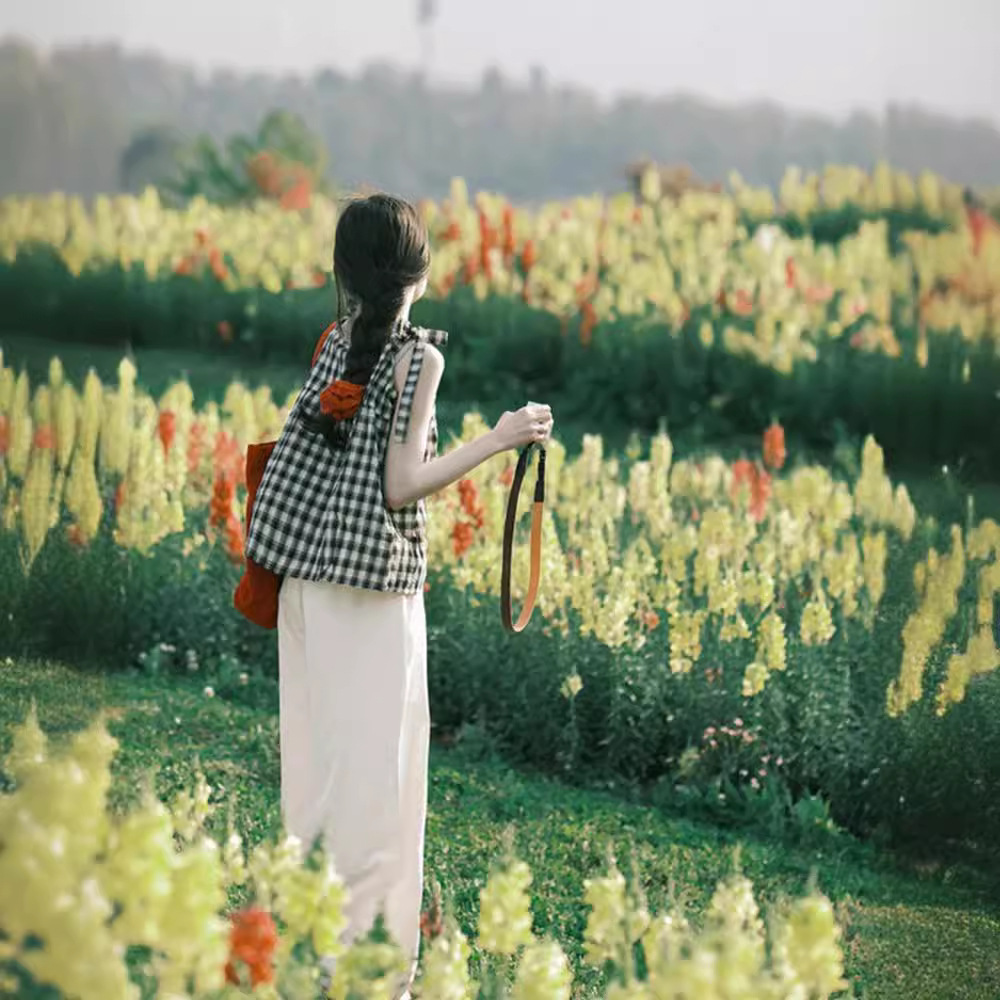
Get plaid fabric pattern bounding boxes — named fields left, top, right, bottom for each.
left=244, top=319, right=448, bottom=592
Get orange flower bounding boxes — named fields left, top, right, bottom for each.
left=157, top=411, right=176, bottom=454
left=458, top=479, right=484, bottom=528
left=642, top=610, right=660, bottom=631
left=187, top=421, right=205, bottom=473
left=520, top=240, right=537, bottom=274
left=441, top=220, right=462, bottom=242
left=66, top=524, right=85, bottom=547
left=174, top=255, right=196, bottom=277
left=318, top=380, right=364, bottom=420
left=762, top=422, right=786, bottom=471
left=785, top=257, right=797, bottom=288
left=195, top=228, right=210, bottom=248
left=420, top=887, right=444, bottom=942
left=499, top=465, right=514, bottom=487
left=33, top=425, right=54, bottom=450
left=575, top=274, right=598, bottom=303
left=209, top=247, right=229, bottom=282
left=214, top=431, right=244, bottom=486
left=452, top=521, right=475, bottom=558
left=114, top=481, right=127, bottom=513
left=224, top=512, right=244, bottom=563
left=279, top=175, right=312, bottom=212
left=502, top=204, right=516, bottom=259
left=731, top=289, right=754, bottom=316
left=749, top=467, right=772, bottom=522
left=462, top=255, right=479, bottom=284
left=478, top=209, right=497, bottom=250
left=0, top=414, right=8, bottom=456
left=730, top=459, right=756, bottom=499
left=224, top=907, right=278, bottom=988
left=211, top=472, right=236, bottom=530
left=437, top=271, right=457, bottom=296
left=313, top=269, right=328, bottom=287
left=218, top=320, right=233, bottom=343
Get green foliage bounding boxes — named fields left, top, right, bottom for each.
left=163, top=109, right=331, bottom=205
left=118, top=126, right=187, bottom=198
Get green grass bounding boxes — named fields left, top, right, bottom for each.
left=2, top=658, right=999, bottom=999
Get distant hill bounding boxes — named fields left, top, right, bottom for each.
left=2, top=37, right=999, bottom=202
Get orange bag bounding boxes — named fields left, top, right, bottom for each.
left=233, top=322, right=337, bottom=629
left=232, top=440, right=282, bottom=628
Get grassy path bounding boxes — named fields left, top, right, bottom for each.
left=1, top=658, right=999, bottom=998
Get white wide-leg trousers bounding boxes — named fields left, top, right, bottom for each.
left=277, top=576, right=430, bottom=998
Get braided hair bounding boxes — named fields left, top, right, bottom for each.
left=304, top=194, right=430, bottom=449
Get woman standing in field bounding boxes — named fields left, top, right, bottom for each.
left=242, top=193, right=553, bottom=998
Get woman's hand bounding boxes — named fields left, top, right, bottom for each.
left=490, top=403, right=554, bottom=452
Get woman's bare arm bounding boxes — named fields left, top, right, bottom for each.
left=384, top=344, right=497, bottom=510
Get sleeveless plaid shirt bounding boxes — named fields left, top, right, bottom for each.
left=244, top=319, right=448, bottom=592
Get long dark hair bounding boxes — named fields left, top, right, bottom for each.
left=305, top=193, right=430, bottom=449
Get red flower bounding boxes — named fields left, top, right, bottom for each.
left=0, top=414, right=8, bottom=456
left=318, top=380, right=364, bottom=420
left=224, top=907, right=278, bottom=988
left=762, top=422, right=786, bottom=471
left=157, top=411, right=176, bottom=454
left=114, top=482, right=127, bottom=513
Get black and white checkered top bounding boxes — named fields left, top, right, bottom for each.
left=244, top=318, right=448, bottom=592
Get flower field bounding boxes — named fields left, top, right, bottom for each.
left=4, top=164, right=999, bottom=473
left=0, top=704, right=853, bottom=1000
left=1, top=350, right=998, bottom=842
left=3, top=161, right=1000, bottom=998
left=2, top=165, right=998, bottom=368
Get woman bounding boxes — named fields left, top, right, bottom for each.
left=243, top=193, right=553, bottom=998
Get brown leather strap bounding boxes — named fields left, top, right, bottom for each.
left=501, top=444, right=546, bottom=633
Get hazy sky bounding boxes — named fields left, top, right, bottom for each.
left=4, top=0, right=999, bottom=125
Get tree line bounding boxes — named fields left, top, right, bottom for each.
left=2, top=37, right=999, bottom=203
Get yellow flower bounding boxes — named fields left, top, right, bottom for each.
left=418, top=920, right=473, bottom=1000
left=512, top=939, right=573, bottom=1000
left=478, top=858, right=534, bottom=955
